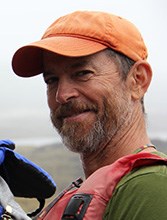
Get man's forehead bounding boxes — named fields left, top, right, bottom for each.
left=42, top=50, right=106, bottom=69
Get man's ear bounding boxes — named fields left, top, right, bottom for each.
left=127, top=60, right=152, bottom=101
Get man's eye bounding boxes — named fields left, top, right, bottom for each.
left=75, top=71, right=93, bottom=81
left=44, top=77, right=58, bottom=85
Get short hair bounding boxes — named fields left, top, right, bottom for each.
left=105, top=48, right=145, bottom=113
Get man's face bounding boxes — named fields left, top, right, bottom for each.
left=43, top=50, right=133, bottom=153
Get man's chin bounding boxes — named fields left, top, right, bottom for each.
left=52, top=116, right=106, bottom=153
left=58, top=124, right=93, bottom=153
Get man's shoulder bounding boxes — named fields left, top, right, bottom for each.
left=116, top=150, right=167, bottom=189
left=103, top=151, right=167, bottom=220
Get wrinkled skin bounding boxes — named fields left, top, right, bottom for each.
left=43, top=50, right=133, bottom=154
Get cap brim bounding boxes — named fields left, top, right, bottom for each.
left=12, top=36, right=107, bottom=77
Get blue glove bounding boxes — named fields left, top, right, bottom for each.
left=0, top=139, right=56, bottom=218
left=0, top=206, right=4, bottom=218
left=0, top=139, right=56, bottom=199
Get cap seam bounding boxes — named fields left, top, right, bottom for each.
left=44, top=33, right=110, bottom=48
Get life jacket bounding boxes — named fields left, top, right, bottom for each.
left=36, top=152, right=167, bottom=220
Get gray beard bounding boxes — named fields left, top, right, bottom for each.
left=59, top=116, right=107, bottom=153
left=50, top=92, right=132, bottom=154
left=50, top=107, right=129, bottom=154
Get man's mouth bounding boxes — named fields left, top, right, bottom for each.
left=55, top=101, right=98, bottom=123
left=59, top=109, right=94, bottom=121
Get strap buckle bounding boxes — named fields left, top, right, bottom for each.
left=62, top=194, right=92, bottom=220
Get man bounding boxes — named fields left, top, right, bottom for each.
left=12, top=11, right=167, bottom=219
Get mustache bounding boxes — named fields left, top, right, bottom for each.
left=54, top=100, right=98, bottom=119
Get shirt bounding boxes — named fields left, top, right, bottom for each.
left=103, top=151, right=167, bottom=220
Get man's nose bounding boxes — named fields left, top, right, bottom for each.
left=56, top=79, right=79, bottom=104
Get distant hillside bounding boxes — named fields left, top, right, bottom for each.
left=151, top=138, right=167, bottom=153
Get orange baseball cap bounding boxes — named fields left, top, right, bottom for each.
left=12, top=10, right=148, bottom=77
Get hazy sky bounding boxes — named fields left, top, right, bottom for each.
left=0, top=0, right=167, bottom=142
